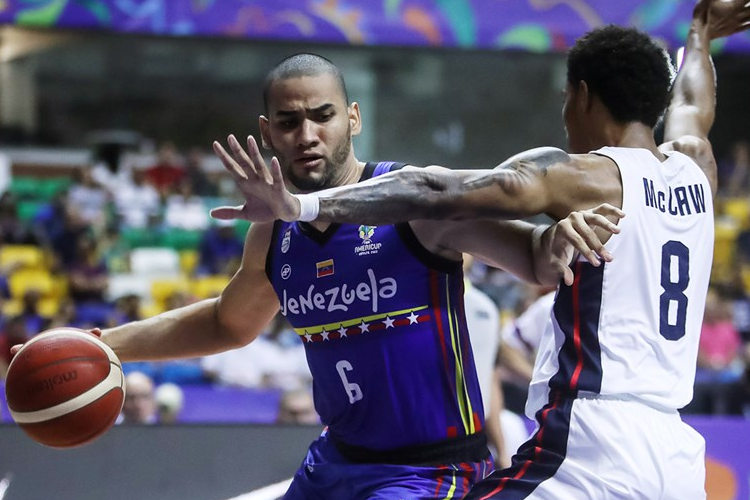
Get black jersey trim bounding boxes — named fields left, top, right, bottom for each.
left=331, top=430, right=490, bottom=466
left=264, top=220, right=282, bottom=282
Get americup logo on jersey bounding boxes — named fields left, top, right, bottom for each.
left=281, top=228, right=292, bottom=253
left=316, top=259, right=334, bottom=278
left=280, top=268, right=397, bottom=316
left=355, top=225, right=382, bottom=256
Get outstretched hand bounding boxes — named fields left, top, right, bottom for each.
left=547, top=203, right=625, bottom=286
left=695, top=0, right=750, bottom=39
left=211, top=134, right=300, bottom=223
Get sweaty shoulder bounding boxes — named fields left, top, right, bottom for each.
left=659, top=136, right=716, bottom=194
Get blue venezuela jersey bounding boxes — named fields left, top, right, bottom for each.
left=266, top=162, right=486, bottom=454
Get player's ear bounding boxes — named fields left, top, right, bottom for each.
left=577, top=80, right=592, bottom=112
left=259, top=116, right=271, bottom=150
left=348, top=102, right=362, bottom=137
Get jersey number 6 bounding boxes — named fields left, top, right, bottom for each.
left=336, top=360, right=364, bottom=404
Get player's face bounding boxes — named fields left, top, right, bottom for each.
left=260, top=74, right=360, bottom=192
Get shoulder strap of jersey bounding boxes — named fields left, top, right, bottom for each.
left=361, top=161, right=408, bottom=181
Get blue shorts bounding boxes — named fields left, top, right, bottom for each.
left=282, top=430, right=494, bottom=500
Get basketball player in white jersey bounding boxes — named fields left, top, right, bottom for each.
left=210, top=0, right=750, bottom=497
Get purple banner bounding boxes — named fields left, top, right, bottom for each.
left=0, top=0, right=749, bottom=53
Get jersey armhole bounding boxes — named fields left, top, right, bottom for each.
left=264, top=220, right=283, bottom=282
left=394, top=223, right=461, bottom=274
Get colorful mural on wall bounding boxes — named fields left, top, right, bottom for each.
left=1, top=0, right=749, bottom=53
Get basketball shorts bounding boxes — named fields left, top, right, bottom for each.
left=282, top=430, right=494, bottom=500
left=465, top=393, right=706, bottom=500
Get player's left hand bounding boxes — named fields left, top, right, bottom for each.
left=696, top=0, right=750, bottom=39
left=548, top=203, right=625, bottom=286
left=211, top=134, right=299, bottom=223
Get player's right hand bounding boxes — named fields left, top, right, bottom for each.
left=9, top=328, right=103, bottom=356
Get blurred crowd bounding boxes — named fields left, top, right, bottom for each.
left=2, top=138, right=750, bottom=425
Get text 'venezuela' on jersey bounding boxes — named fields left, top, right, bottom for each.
left=526, top=146, right=714, bottom=419
left=266, top=162, right=489, bottom=465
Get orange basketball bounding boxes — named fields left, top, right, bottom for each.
left=4, top=327, right=125, bottom=448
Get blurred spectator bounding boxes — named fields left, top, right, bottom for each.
left=689, top=287, right=744, bottom=414
left=47, top=298, right=80, bottom=329
left=49, top=203, right=90, bottom=268
left=498, top=286, right=555, bottom=414
left=99, top=226, right=131, bottom=274
left=66, top=166, right=112, bottom=233
left=67, top=235, right=109, bottom=304
left=163, top=178, right=209, bottom=230
left=184, top=147, right=220, bottom=197
left=276, top=388, right=319, bottom=425
left=0, top=192, right=42, bottom=246
left=144, top=142, right=185, bottom=197
left=723, top=140, right=750, bottom=198
left=0, top=150, right=9, bottom=195
left=112, top=168, right=162, bottom=229
left=202, top=313, right=311, bottom=390
left=14, top=289, right=50, bottom=337
left=0, top=317, right=29, bottom=378
left=118, top=371, right=158, bottom=424
left=109, top=293, right=143, bottom=326
left=154, top=382, right=185, bottom=424
left=196, top=221, right=244, bottom=276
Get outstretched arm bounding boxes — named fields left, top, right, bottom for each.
left=306, top=148, right=576, bottom=225
left=661, top=0, right=750, bottom=194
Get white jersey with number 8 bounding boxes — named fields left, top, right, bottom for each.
left=526, top=146, right=714, bottom=418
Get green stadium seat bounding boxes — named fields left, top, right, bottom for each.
left=16, top=200, right=45, bottom=222
left=120, top=227, right=160, bottom=249
left=160, top=228, right=204, bottom=250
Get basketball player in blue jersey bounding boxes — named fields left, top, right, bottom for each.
left=0, top=54, right=618, bottom=500
left=211, top=1, right=750, bottom=498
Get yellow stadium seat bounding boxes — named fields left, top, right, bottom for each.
left=0, top=244, right=47, bottom=270
left=713, top=221, right=739, bottom=282
left=191, top=275, right=230, bottom=299
left=150, top=277, right=191, bottom=308
left=8, top=269, right=55, bottom=299
left=1, top=297, right=59, bottom=317
left=139, top=301, right=164, bottom=319
left=2, top=299, right=21, bottom=316
left=723, top=197, right=750, bottom=228
left=179, top=250, right=199, bottom=275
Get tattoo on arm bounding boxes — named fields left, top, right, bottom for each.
left=317, top=147, right=568, bottom=224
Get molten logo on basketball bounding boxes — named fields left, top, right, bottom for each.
left=30, top=371, right=78, bottom=394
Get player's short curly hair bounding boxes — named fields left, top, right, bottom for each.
left=263, top=53, right=349, bottom=114
left=567, top=25, right=674, bottom=128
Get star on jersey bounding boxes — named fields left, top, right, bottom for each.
left=296, top=308, right=431, bottom=343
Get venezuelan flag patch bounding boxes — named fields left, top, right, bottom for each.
left=316, top=259, right=334, bottom=278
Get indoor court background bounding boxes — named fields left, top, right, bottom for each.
left=1, top=2, right=750, bottom=500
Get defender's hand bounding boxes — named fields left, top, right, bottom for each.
left=548, top=203, right=625, bottom=286
left=212, top=134, right=300, bottom=222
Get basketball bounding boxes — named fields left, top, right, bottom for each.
left=4, top=327, right=125, bottom=449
